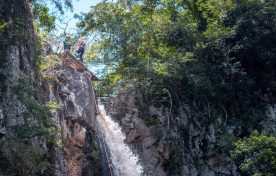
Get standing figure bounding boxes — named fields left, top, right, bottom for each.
left=63, top=36, right=72, bottom=53
left=76, top=38, right=86, bottom=62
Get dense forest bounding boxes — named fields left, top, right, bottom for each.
left=81, top=0, right=276, bottom=123
left=80, top=0, right=276, bottom=175
left=1, top=0, right=276, bottom=176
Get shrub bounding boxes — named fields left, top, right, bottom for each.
left=231, top=131, right=276, bottom=176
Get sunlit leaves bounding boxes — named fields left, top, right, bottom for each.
left=80, top=0, right=276, bottom=120
left=38, top=55, right=61, bottom=81
left=231, top=131, right=276, bottom=176
left=31, top=0, right=73, bottom=35
left=33, top=3, right=56, bottom=33
left=36, top=0, right=73, bottom=14
left=197, top=0, right=235, bottom=38
left=46, top=101, right=61, bottom=113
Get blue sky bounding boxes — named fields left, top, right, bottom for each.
left=55, top=0, right=102, bottom=34
left=71, top=0, right=102, bottom=17
left=51, top=0, right=107, bottom=76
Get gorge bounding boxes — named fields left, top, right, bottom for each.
left=1, top=0, right=276, bottom=176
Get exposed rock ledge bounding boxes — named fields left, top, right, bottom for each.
left=49, top=57, right=98, bottom=176
left=0, top=53, right=99, bottom=175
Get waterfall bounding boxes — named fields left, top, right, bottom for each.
left=96, top=103, right=144, bottom=176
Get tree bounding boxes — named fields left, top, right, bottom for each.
left=80, top=0, right=276, bottom=148
left=231, top=131, right=276, bottom=176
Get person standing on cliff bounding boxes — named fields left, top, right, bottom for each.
left=75, top=38, right=86, bottom=62
left=63, top=36, right=72, bottom=53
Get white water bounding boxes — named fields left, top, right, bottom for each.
left=97, top=104, right=144, bottom=176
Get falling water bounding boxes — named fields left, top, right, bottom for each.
left=97, top=104, right=144, bottom=176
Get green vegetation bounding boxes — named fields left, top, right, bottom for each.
left=88, top=130, right=100, bottom=167
left=144, top=116, right=161, bottom=126
left=0, top=140, right=52, bottom=175
left=0, top=21, right=8, bottom=32
left=38, top=54, right=61, bottom=81
left=80, top=0, right=276, bottom=126
left=1, top=0, right=275, bottom=175
left=33, top=3, right=56, bottom=34
left=0, top=61, right=11, bottom=79
left=231, top=131, right=276, bottom=176
left=0, top=75, right=62, bottom=175
left=79, top=0, right=276, bottom=174
left=0, top=1, right=78, bottom=175
left=15, top=76, right=61, bottom=145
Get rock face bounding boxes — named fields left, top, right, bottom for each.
left=0, top=1, right=41, bottom=175
left=0, top=1, right=99, bottom=175
left=49, top=58, right=98, bottom=176
left=101, top=91, right=240, bottom=176
left=0, top=51, right=99, bottom=175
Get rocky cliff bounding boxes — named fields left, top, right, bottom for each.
left=0, top=1, right=99, bottom=175
left=100, top=91, right=253, bottom=176
left=45, top=55, right=99, bottom=176
left=0, top=52, right=99, bottom=175
left=102, top=91, right=276, bottom=176
left=0, top=1, right=41, bottom=174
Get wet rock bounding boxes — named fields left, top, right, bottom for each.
left=143, top=135, right=158, bottom=149
left=101, top=91, right=240, bottom=176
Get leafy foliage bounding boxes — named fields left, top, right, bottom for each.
left=0, top=75, right=62, bottom=175
left=31, top=0, right=73, bottom=14
left=80, top=0, right=275, bottom=126
left=16, top=76, right=61, bottom=144
left=33, top=3, right=56, bottom=33
left=0, top=75, right=60, bottom=175
left=231, top=131, right=276, bottom=176
left=38, top=54, right=61, bottom=81
left=0, top=140, right=52, bottom=175
left=0, top=1, right=71, bottom=175
left=80, top=1, right=276, bottom=174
